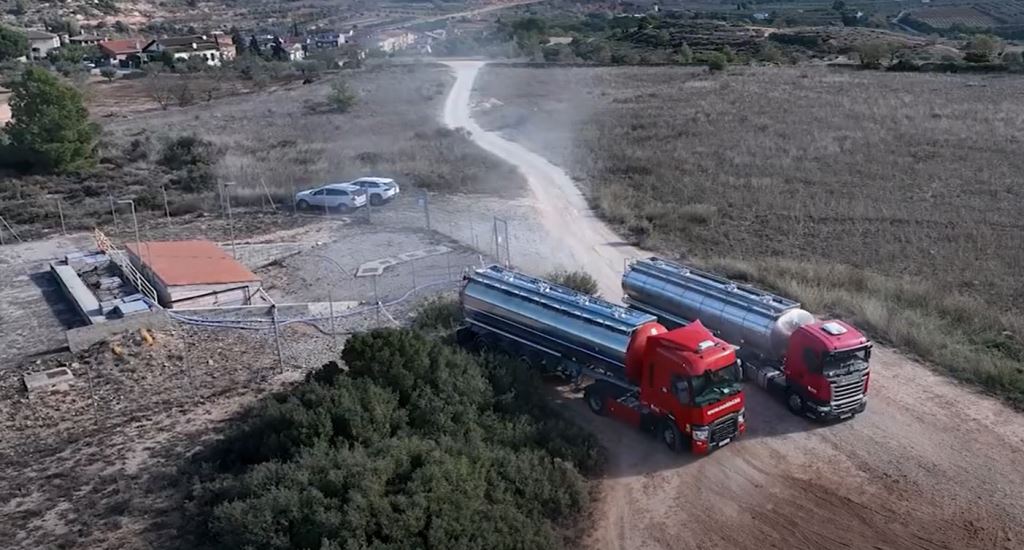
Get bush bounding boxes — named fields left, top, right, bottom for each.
left=100, top=66, right=118, bottom=81
left=705, top=52, right=728, bottom=71
left=412, top=296, right=463, bottom=332
left=856, top=40, right=891, bottom=69
left=159, top=135, right=217, bottom=171
left=0, top=26, right=27, bottom=62
left=326, top=78, right=357, bottom=113
left=546, top=270, right=599, bottom=296
left=188, top=329, right=600, bottom=549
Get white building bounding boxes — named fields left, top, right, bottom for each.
left=25, top=30, right=61, bottom=59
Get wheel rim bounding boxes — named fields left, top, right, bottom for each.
left=588, top=393, right=602, bottom=412
left=663, top=425, right=676, bottom=447
left=788, top=394, right=802, bottom=411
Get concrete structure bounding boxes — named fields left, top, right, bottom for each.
left=24, top=368, right=74, bottom=394
left=126, top=240, right=262, bottom=308
left=50, top=251, right=154, bottom=325
left=142, top=33, right=235, bottom=66
left=25, top=29, right=61, bottom=59
left=99, top=39, right=145, bottom=66
left=369, top=30, right=416, bottom=53
left=68, top=34, right=106, bottom=46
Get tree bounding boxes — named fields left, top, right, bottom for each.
left=100, top=66, right=118, bottom=81
left=3, top=67, right=97, bottom=173
left=856, top=40, right=890, bottom=68
left=832, top=0, right=846, bottom=11
left=0, top=26, right=28, bottom=62
left=706, top=51, right=728, bottom=71
left=546, top=270, right=599, bottom=296
left=964, top=34, right=1001, bottom=63
left=65, top=18, right=81, bottom=37
left=326, top=78, right=357, bottom=113
left=676, top=43, right=693, bottom=64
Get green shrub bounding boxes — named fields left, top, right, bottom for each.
left=188, top=329, right=601, bottom=549
left=326, top=78, right=357, bottom=113
left=546, top=270, right=599, bottom=296
left=412, top=296, right=463, bottom=331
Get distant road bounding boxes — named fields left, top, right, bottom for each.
left=385, top=0, right=545, bottom=30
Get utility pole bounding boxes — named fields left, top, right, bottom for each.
left=56, top=198, right=66, bottom=235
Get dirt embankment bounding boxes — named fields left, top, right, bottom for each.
left=442, top=60, right=1024, bottom=550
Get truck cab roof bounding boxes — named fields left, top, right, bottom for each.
left=803, top=320, right=871, bottom=353
left=649, top=321, right=736, bottom=377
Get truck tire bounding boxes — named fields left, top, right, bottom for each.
left=786, top=390, right=805, bottom=415
left=660, top=420, right=683, bottom=453
left=474, top=334, right=493, bottom=354
left=584, top=385, right=606, bottom=416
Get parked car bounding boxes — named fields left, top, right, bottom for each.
left=294, top=183, right=367, bottom=212
left=348, top=177, right=400, bottom=206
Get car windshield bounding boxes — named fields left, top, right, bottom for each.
left=689, top=364, right=742, bottom=407
left=823, top=347, right=870, bottom=376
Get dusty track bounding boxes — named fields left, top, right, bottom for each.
left=442, top=60, right=1024, bottom=550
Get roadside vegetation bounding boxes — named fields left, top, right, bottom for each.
left=546, top=270, right=600, bottom=296
left=475, top=64, right=1024, bottom=408
left=187, top=328, right=603, bottom=549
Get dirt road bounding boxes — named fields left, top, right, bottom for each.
left=442, top=60, right=1024, bottom=550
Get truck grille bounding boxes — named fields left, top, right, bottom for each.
left=830, top=373, right=867, bottom=415
left=710, top=413, right=739, bottom=444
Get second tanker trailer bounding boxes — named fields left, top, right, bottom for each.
left=623, top=257, right=871, bottom=420
left=458, top=265, right=745, bottom=454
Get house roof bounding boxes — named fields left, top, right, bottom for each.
left=99, top=39, right=145, bottom=56
left=69, top=34, right=105, bottom=41
left=126, top=240, right=260, bottom=287
left=24, top=29, right=57, bottom=40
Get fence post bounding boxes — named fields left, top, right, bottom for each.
left=328, top=287, right=338, bottom=353
left=272, top=305, right=285, bottom=372
left=420, top=190, right=431, bottom=230
left=109, top=195, right=119, bottom=233
left=56, top=198, right=66, bottom=235
left=162, top=185, right=171, bottom=226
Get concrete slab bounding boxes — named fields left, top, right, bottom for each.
left=355, top=245, right=452, bottom=277
left=23, top=367, right=74, bottom=393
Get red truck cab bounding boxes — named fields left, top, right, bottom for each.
left=588, top=321, right=746, bottom=454
left=783, top=320, right=872, bottom=419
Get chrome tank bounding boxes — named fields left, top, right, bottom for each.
left=622, top=258, right=813, bottom=362
left=461, top=265, right=657, bottom=372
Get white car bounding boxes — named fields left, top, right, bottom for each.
left=348, top=177, right=400, bottom=206
left=294, top=183, right=367, bottom=212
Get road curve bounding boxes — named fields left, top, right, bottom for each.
left=441, top=60, right=1024, bottom=550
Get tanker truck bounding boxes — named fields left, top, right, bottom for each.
left=622, top=257, right=871, bottom=420
left=457, top=265, right=745, bottom=454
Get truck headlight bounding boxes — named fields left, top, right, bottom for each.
left=738, top=408, right=745, bottom=425
left=692, top=426, right=709, bottom=442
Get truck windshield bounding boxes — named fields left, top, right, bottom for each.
left=823, top=347, right=870, bottom=377
left=690, top=364, right=742, bottom=407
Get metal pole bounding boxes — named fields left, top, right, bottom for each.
left=119, top=200, right=141, bottom=256
left=109, top=195, right=119, bottom=232
left=272, top=305, right=285, bottom=371
left=56, top=198, right=66, bottom=235
left=423, top=191, right=431, bottom=230
left=162, top=185, right=171, bottom=226
left=372, top=274, right=380, bottom=325
left=411, top=257, right=417, bottom=291
left=504, top=219, right=511, bottom=267
left=291, top=183, right=298, bottom=215
left=224, top=183, right=237, bottom=258
left=328, top=287, right=337, bottom=352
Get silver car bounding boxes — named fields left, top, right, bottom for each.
left=294, top=183, right=367, bottom=212
left=348, top=177, right=400, bottom=206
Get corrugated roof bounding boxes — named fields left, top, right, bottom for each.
left=126, top=240, right=259, bottom=287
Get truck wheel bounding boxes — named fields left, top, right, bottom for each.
left=516, top=354, right=534, bottom=370
left=474, top=335, right=493, bottom=354
left=660, top=421, right=683, bottom=453
left=786, top=390, right=805, bottom=415
left=584, top=386, right=606, bottom=416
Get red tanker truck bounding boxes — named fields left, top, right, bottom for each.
left=458, top=265, right=745, bottom=453
left=623, top=258, right=871, bottom=420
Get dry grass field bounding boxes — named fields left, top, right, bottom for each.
left=474, top=65, right=1024, bottom=405
left=102, top=62, right=523, bottom=204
